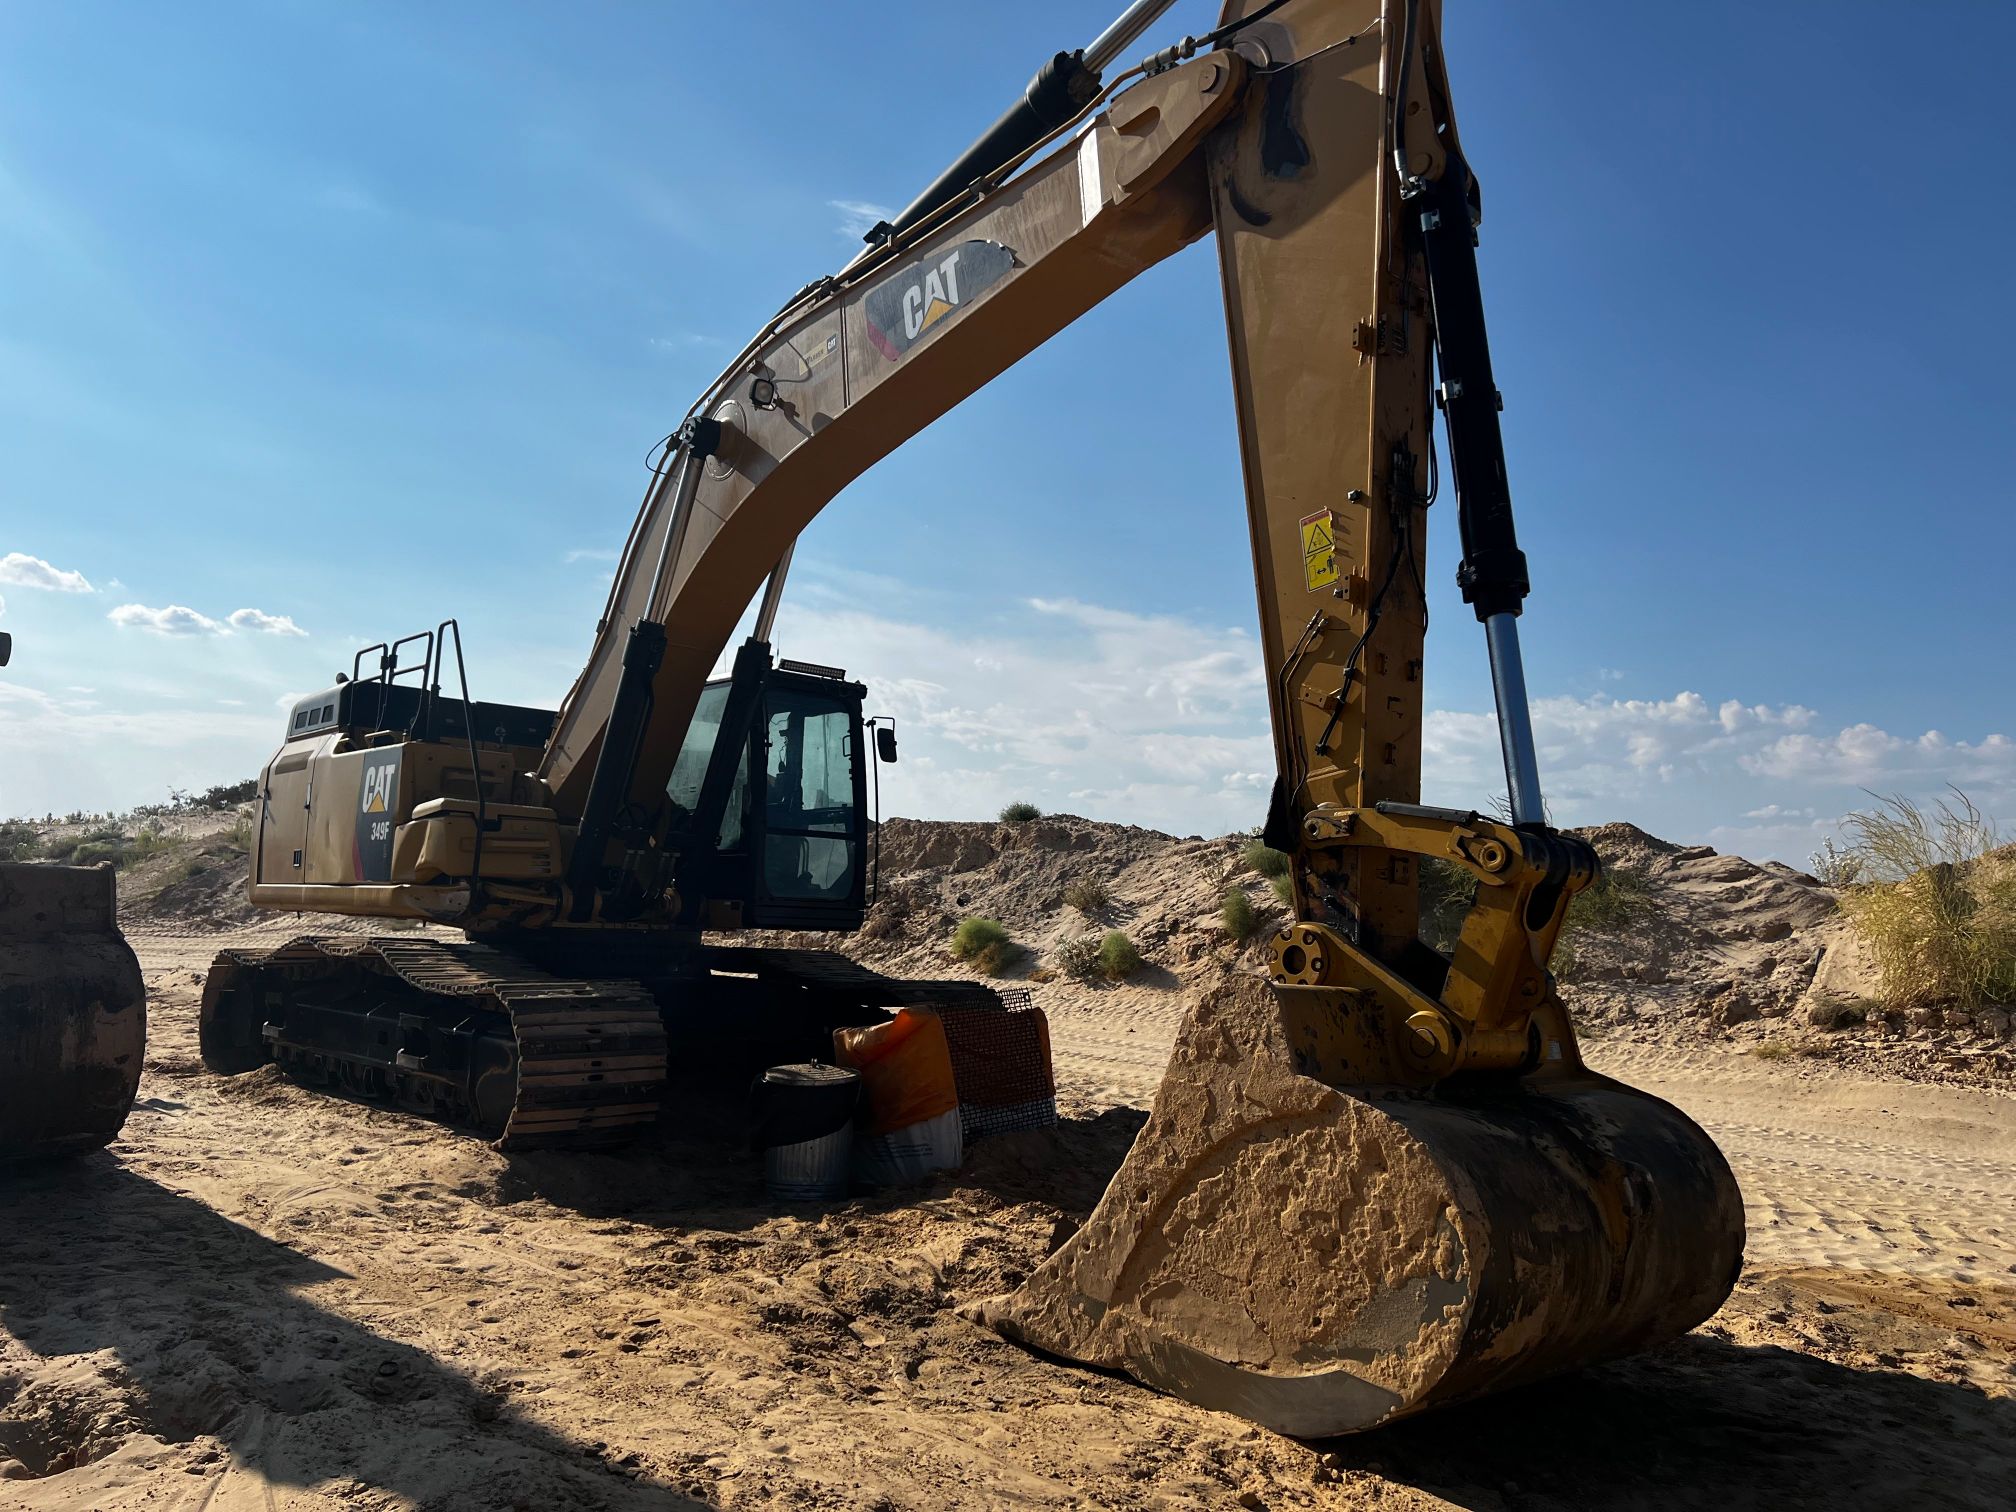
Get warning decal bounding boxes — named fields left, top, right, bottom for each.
left=1300, top=510, right=1339, bottom=592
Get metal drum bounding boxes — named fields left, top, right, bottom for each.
left=1, top=863, right=146, bottom=1161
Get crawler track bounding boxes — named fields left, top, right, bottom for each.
left=201, top=935, right=668, bottom=1150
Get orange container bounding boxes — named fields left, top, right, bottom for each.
left=833, top=1010, right=959, bottom=1135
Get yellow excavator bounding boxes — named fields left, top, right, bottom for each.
left=0, top=630, right=148, bottom=1160
left=196, top=0, right=1743, bottom=1435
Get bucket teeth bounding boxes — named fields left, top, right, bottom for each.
left=971, top=973, right=1744, bottom=1437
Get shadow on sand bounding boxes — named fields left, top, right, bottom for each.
left=0, top=1156, right=715, bottom=1508
left=1321, top=1317, right=2016, bottom=1511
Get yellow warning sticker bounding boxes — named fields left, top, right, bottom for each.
left=1300, top=510, right=1339, bottom=592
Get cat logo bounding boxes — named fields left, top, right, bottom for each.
left=360, top=762, right=396, bottom=814
left=353, top=749, right=402, bottom=883
left=864, top=240, right=1016, bottom=361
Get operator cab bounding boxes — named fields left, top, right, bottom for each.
left=666, top=652, right=891, bottom=931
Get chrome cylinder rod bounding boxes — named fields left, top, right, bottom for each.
left=1083, top=0, right=1181, bottom=73
left=643, top=447, right=705, bottom=623
left=752, top=542, right=797, bottom=645
left=1483, top=611, right=1546, bottom=826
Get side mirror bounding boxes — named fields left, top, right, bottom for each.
left=0, top=631, right=10, bottom=668
left=875, top=726, right=898, bottom=764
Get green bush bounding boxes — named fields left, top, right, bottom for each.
left=1241, top=839, right=1290, bottom=879
left=1270, top=873, right=1294, bottom=908
left=951, top=916, right=1021, bottom=976
left=0, top=821, right=39, bottom=862
left=71, top=841, right=128, bottom=867
left=1566, top=867, right=1652, bottom=934
left=226, top=814, right=255, bottom=851
left=1096, top=930, right=1142, bottom=981
left=999, top=801, right=1042, bottom=823
left=1221, top=886, right=1259, bottom=941
left=1418, top=856, right=1474, bottom=953
left=1062, top=878, right=1110, bottom=914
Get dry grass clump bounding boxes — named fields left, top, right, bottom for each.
left=950, top=916, right=1021, bottom=976
left=1062, top=878, right=1110, bottom=914
left=1418, top=856, right=1474, bottom=953
left=1832, top=791, right=2016, bottom=1012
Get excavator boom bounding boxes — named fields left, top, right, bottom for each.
left=203, top=0, right=1743, bottom=1433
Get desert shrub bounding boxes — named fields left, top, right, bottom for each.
left=1565, top=867, right=1652, bottom=934
left=999, top=801, right=1042, bottom=822
left=1808, top=837, right=1861, bottom=888
left=1054, top=934, right=1101, bottom=981
left=225, top=814, right=255, bottom=852
left=1062, top=878, right=1110, bottom=914
left=1751, top=1041, right=1794, bottom=1061
left=1269, top=873, right=1294, bottom=908
left=1096, top=930, right=1142, bottom=981
left=1834, top=790, right=2016, bottom=1012
left=126, top=820, right=175, bottom=863
left=1221, top=886, right=1260, bottom=941
left=1418, top=856, right=1474, bottom=953
left=1242, top=839, right=1290, bottom=879
left=951, top=916, right=1020, bottom=975
left=70, top=841, right=127, bottom=867
left=198, top=779, right=259, bottom=810
left=0, top=820, right=39, bottom=861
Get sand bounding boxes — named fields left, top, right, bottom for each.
left=2, top=812, right=2013, bottom=1507
left=0, top=923, right=2008, bottom=1510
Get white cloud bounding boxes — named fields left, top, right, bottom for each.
left=829, top=199, right=892, bottom=240
left=768, top=589, right=1274, bottom=835
left=564, top=548, right=620, bottom=564
left=767, top=582, right=2016, bottom=859
left=227, top=607, right=308, bottom=637
left=108, top=603, right=226, bottom=637
left=1744, top=725, right=2016, bottom=789
left=0, top=551, right=93, bottom=593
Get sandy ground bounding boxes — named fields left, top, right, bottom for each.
left=2, top=928, right=2013, bottom=1511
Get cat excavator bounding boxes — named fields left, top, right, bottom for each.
left=196, top=0, right=1743, bottom=1435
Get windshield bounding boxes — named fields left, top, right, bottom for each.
left=762, top=687, right=857, bottom=900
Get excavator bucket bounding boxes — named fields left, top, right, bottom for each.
left=0, top=862, right=146, bottom=1161
left=974, top=974, right=1743, bottom=1437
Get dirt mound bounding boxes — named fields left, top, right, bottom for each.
left=762, top=813, right=2010, bottom=1090
left=1563, top=825, right=2013, bottom=1083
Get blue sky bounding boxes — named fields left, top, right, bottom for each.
left=2, top=1, right=2011, bottom=860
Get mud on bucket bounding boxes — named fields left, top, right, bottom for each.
left=753, top=1063, right=860, bottom=1202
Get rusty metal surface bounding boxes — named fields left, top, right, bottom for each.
left=0, top=863, right=146, bottom=1160
left=201, top=935, right=666, bottom=1151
